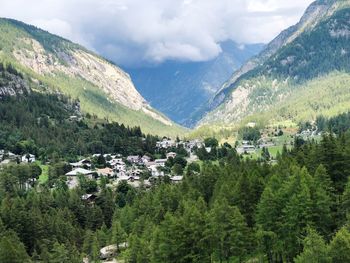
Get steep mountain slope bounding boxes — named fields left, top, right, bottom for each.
left=197, top=0, right=350, bottom=127
left=0, top=18, right=185, bottom=136
left=0, top=64, right=160, bottom=158
left=128, top=41, right=263, bottom=126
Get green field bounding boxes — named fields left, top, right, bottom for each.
left=38, top=163, right=49, bottom=184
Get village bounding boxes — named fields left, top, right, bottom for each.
left=0, top=138, right=205, bottom=190
left=0, top=127, right=327, bottom=262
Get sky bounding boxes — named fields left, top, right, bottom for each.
left=0, top=0, right=314, bottom=67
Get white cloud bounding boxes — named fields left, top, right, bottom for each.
left=0, top=0, right=314, bottom=66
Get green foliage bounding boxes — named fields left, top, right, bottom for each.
left=264, top=8, right=350, bottom=81
left=1, top=110, right=350, bottom=262
left=238, top=126, right=261, bottom=142
left=207, top=198, right=250, bottom=262
left=328, top=227, right=350, bottom=263
left=0, top=230, right=31, bottom=263
left=294, top=228, right=331, bottom=263
left=0, top=91, right=164, bottom=160
left=316, top=111, right=350, bottom=134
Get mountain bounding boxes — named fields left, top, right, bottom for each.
left=127, top=41, right=263, bottom=127
left=196, top=0, right=350, bottom=128
left=0, top=18, right=185, bottom=136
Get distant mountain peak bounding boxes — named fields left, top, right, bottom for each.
left=128, top=40, right=263, bottom=127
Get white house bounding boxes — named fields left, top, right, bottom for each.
left=149, top=165, right=165, bottom=177
left=166, top=152, right=177, bottom=159
left=156, top=138, right=175, bottom=149
left=142, top=155, right=152, bottom=164
left=21, top=154, right=36, bottom=163
left=171, top=176, right=183, bottom=183
left=237, top=145, right=256, bottom=154
left=127, top=155, right=141, bottom=164
left=70, top=159, right=92, bottom=169
left=155, top=159, right=167, bottom=167
left=66, top=168, right=95, bottom=179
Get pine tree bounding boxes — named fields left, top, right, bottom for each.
left=282, top=169, right=313, bottom=260
left=328, top=226, right=350, bottom=263
left=207, top=198, right=249, bottom=262
left=0, top=231, right=31, bottom=263
left=294, top=228, right=330, bottom=263
left=110, top=219, right=127, bottom=250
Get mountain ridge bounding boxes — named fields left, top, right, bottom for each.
left=196, top=0, right=350, bottom=128
left=0, top=18, right=185, bottom=136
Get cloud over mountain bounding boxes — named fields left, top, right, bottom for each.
left=0, top=0, right=313, bottom=66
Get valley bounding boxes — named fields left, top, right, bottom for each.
left=2, top=0, right=350, bottom=262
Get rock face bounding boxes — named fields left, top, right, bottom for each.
left=197, top=0, right=350, bottom=127
left=0, top=18, right=177, bottom=134
left=0, top=71, right=30, bottom=98
left=12, top=37, right=171, bottom=126
left=194, top=0, right=340, bottom=126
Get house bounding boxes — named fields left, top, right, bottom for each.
left=171, top=176, right=183, bottom=183
left=70, top=159, right=92, bottom=169
left=21, top=154, right=36, bottom=163
left=68, top=115, right=82, bottom=122
left=128, top=168, right=142, bottom=177
left=117, top=175, right=130, bottom=181
left=156, top=138, right=175, bottom=149
left=184, top=139, right=204, bottom=153
left=246, top=122, right=257, bottom=128
left=149, top=165, right=165, bottom=177
left=155, top=159, right=167, bottom=167
left=237, top=145, right=256, bottom=154
left=243, top=145, right=256, bottom=152
left=115, top=164, right=126, bottom=174
left=205, top=147, right=212, bottom=153
left=242, top=140, right=250, bottom=145
left=127, top=155, right=141, bottom=164
left=97, top=167, right=114, bottom=178
left=7, top=152, right=18, bottom=161
left=142, top=155, right=152, bottom=164
left=81, top=194, right=97, bottom=204
left=108, top=158, right=125, bottom=168
left=128, top=175, right=140, bottom=182
left=166, top=152, right=177, bottom=159
left=66, top=168, right=95, bottom=179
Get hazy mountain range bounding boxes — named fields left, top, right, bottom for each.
left=127, top=41, right=263, bottom=126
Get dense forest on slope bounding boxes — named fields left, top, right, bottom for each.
left=0, top=64, right=160, bottom=161
left=2, top=112, right=350, bottom=261
left=0, top=92, right=160, bottom=160
left=262, top=7, right=350, bottom=81
left=316, top=111, right=350, bottom=133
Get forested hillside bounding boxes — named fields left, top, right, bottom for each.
left=199, top=1, right=350, bottom=129
left=2, top=109, right=350, bottom=262
left=0, top=63, right=160, bottom=161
